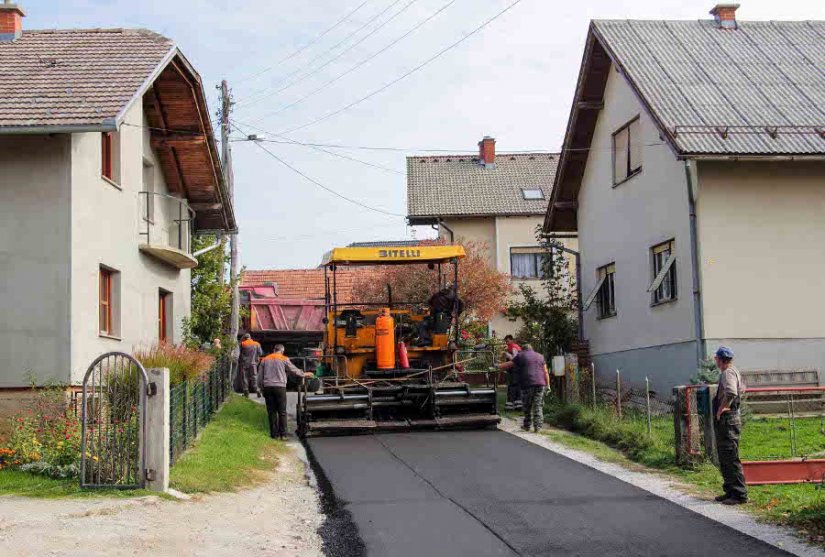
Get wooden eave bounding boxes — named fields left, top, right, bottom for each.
left=143, top=53, right=236, bottom=233
left=543, top=23, right=681, bottom=233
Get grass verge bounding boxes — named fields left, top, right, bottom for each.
left=0, top=469, right=158, bottom=499
left=498, top=390, right=825, bottom=543
left=170, top=395, right=284, bottom=493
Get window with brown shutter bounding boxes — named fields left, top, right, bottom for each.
left=101, top=132, right=113, bottom=180
left=99, top=268, right=113, bottom=335
left=159, top=290, right=169, bottom=343
left=612, top=116, right=642, bottom=185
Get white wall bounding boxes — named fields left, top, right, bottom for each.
left=577, top=65, right=697, bottom=377
left=70, top=102, right=191, bottom=383
left=0, top=135, right=72, bottom=386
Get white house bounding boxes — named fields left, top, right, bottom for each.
left=0, top=4, right=235, bottom=395
left=544, top=5, right=825, bottom=392
left=407, top=137, right=570, bottom=337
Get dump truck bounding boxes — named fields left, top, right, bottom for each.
left=296, top=245, right=500, bottom=437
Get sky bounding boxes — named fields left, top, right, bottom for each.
left=23, top=0, right=825, bottom=269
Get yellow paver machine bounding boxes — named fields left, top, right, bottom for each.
left=296, top=245, right=500, bottom=437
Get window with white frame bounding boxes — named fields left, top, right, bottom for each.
left=521, top=188, right=545, bottom=200
left=649, top=240, right=677, bottom=304
left=612, top=116, right=642, bottom=185
left=510, top=248, right=550, bottom=279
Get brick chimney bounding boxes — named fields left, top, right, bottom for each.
left=0, top=1, right=25, bottom=42
left=710, top=3, right=739, bottom=30
left=478, top=136, right=496, bottom=168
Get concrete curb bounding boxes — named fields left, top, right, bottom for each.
left=499, top=418, right=825, bottom=557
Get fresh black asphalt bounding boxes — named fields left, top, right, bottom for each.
left=305, top=429, right=792, bottom=557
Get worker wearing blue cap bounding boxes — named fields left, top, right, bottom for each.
left=712, top=346, right=748, bottom=505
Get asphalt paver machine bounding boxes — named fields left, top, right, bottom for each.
left=296, top=245, right=500, bottom=437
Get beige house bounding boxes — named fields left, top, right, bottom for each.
left=0, top=5, right=235, bottom=393
left=544, top=5, right=825, bottom=391
left=407, top=137, right=562, bottom=336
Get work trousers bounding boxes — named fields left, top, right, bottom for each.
left=523, top=385, right=547, bottom=431
left=507, top=372, right=522, bottom=406
left=715, top=412, right=748, bottom=500
left=241, top=364, right=258, bottom=394
left=262, top=386, right=288, bottom=438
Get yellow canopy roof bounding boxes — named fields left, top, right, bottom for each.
left=321, top=245, right=466, bottom=266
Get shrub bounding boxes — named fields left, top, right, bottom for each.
left=135, top=343, right=215, bottom=386
left=4, top=385, right=82, bottom=478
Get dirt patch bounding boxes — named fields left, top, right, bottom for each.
left=0, top=445, right=324, bottom=557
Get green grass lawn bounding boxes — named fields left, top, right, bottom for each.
left=169, top=395, right=284, bottom=493
left=496, top=390, right=825, bottom=542
left=0, top=468, right=158, bottom=499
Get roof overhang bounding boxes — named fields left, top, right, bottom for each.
left=322, top=245, right=466, bottom=267
left=408, top=212, right=546, bottom=225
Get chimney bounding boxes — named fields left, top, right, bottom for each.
left=0, top=1, right=24, bottom=42
left=478, top=136, right=496, bottom=168
left=710, top=3, right=739, bottom=30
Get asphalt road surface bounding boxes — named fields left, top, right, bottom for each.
left=306, top=429, right=791, bottom=557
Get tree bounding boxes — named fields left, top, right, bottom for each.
left=350, top=240, right=511, bottom=324
left=505, top=226, right=578, bottom=354
left=182, top=235, right=233, bottom=349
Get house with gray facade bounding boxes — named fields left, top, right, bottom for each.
left=544, top=4, right=825, bottom=392
left=0, top=4, right=235, bottom=398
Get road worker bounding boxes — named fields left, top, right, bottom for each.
left=712, top=346, right=748, bottom=505
left=238, top=333, right=263, bottom=397
left=258, top=344, right=313, bottom=440
left=497, top=344, right=549, bottom=432
left=502, top=335, right=522, bottom=411
left=417, top=286, right=465, bottom=346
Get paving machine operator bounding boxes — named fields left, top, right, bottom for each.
left=417, top=286, right=464, bottom=346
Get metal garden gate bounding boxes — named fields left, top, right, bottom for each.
left=80, top=352, right=153, bottom=489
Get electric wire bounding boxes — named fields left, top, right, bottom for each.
left=236, top=0, right=409, bottom=107
left=233, top=0, right=371, bottom=85
left=246, top=0, right=458, bottom=123
left=273, top=0, right=524, bottom=136
left=232, top=122, right=405, bottom=218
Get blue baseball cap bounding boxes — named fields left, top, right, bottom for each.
left=715, top=346, right=734, bottom=359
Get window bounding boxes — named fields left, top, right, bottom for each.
left=159, top=290, right=172, bottom=343
left=101, top=131, right=121, bottom=185
left=583, top=264, right=617, bottom=319
left=649, top=240, right=677, bottom=304
left=143, top=159, right=155, bottom=222
left=612, top=117, right=642, bottom=184
left=510, top=248, right=550, bottom=279
left=99, top=267, right=120, bottom=337
left=521, top=188, right=545, bottom=200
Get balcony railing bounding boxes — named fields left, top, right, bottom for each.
left=138, top=192, right=197, bottom=269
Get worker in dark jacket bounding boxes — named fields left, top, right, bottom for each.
left=503, top=335, right=522, bottom=411
left=713, top=346, right=748, bottom=505
left=498, top=344, right=549, bottom=432
left=417, top=286, right=465, bottom=346
left=238, top=333, right=263, bottom=397
left=258, top=344, right=313, bottom=440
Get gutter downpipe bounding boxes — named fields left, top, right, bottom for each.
left=437, top=219, right=455, bottom=244
left=683, top=160, right=706, bottom=367
left=193, top=234, right=224, bottom=257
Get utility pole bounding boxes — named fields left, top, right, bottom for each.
left=220, top=80, right=240, bottom=357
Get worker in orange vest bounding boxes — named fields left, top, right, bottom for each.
left=238, top=333, right=263, bottom=397
left=258, top=344, right=313, bottom=439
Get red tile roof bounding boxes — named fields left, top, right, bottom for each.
left=241, top=268, right=374, bottom=303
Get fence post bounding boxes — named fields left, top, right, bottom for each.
left=616, top=369, right=622, bottom=419
left=145, top=367, right=170, bottom=492
left=645, top=376, right=652, bottom=437
left=591, top=363, right=597, bottom=410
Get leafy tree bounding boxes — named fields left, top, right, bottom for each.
left=351, top=239, right=511, bottom=324
left=505, top=225, right=578, bottom=354
left=182, top=234, right=233, bottom=349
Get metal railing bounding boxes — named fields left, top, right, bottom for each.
left=138, top=191, right=196, bottom=254
left=169, top=357, right=232, bottom=465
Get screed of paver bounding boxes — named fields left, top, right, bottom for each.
left=308, top=430, right=795, bottom=557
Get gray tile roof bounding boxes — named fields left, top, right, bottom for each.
left=0, top=28, right=174, bottom=130
left=407, top=153, right=557, bottom=221
left=593, top=19, right=825, bottom=155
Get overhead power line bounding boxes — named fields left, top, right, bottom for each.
left=234, top=0, right=371, bottom=85
left=274, top=0, right=524, bottom=136
left=232, top=122, right=405, bottom=218
left=247, top=0, right=458, bottom=124
left=236, top=0, right=408, bottom=108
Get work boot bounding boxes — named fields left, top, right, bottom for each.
left=504, top=402, right=514, bottom=410
left=521, top=424, right=531, bottom=432
left=714, top=493, right=729, bottom=502
left=243, top=391, right=249, bottom=398
left=721, top=497, right=748, bottom=506
left=256, top=390, right=262, bottom=399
